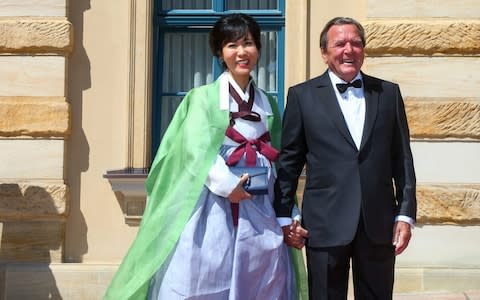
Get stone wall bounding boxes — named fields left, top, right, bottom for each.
left=0, top=1, right=72, bottom=264
left=364, top=19, right=480, bottom=225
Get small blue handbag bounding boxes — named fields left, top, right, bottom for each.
left=229, top=167, right=269, bottom=195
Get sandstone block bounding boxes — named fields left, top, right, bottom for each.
left=0, top=0, right=66, bottom=17
left=0, top=56, right=65, bottom=96
left=417, top=184, right=480, bottom=224
left=364, top=57, right=480, bottom=98
left=411, top=142, right=480, bottom=183
left=364, top=20, right=480, bottom=56
left=405, top=99, right=480, bottom=140
left=0, top=18, right=72, bottom=54
left=367, top=0, right=480, bottom=18
left=0, top=220, right=64, bottom=263
left=0, top=182, right=68, bottom=220
left=0, top=182, right=67, bottom=263
left=0, top=139, right=64, bottom=179
left=0, top=97, right=70, bottom=137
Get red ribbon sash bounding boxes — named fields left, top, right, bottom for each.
left=225, top=126, right=279, bottom=167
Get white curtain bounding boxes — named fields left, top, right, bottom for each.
left=161, top=0, right=211, bottom=10
left=161, top=0, right=277, bottom=10
left=227, top=0, right=277, bottom=10
left=252, top=31, right=277, bottom=92
left=162, top=32, right=213, bottom=91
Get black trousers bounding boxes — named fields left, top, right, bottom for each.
left=305, top=216, right=395, bottom=300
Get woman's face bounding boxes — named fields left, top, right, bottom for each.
left=221, top=32, right=258, bottom=86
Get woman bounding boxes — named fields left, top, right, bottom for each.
left=104, top=13, right=307, bottom=300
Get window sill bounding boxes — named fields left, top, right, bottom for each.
left=103, top=168, right=149, bottom=226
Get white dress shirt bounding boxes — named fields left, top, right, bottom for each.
left=328, top=71, right=365, bottom=149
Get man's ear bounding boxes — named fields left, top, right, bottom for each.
left=320, top=49, right=327, bottom=63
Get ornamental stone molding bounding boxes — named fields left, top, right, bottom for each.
left=0, top=18, right=73, bottom=54
left=0, top=97, right=70, bottom=137
left=0, top=182, right=68, bottom=221
left=364, top=20, right=480, bottom=56
left=405, top=99, right=480, bottom=140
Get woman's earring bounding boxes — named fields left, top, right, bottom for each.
left=218, top=57, right=225, bottom=69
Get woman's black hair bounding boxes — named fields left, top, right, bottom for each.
left=209, top=13, right=261, bottom=69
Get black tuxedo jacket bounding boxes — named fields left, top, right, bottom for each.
left=274, top=71, right=416, bottom=247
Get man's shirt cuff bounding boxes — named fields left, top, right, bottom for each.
left=395, top=215, right=415, bottom=229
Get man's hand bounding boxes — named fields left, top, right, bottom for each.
left=228, top=174, right=252, bottom=203
left=392, top=220, right=412, bottom=255
left=282, top=220, right=309, bottom=249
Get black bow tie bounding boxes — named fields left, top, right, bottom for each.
left=336, top=79, right=362, bottom=93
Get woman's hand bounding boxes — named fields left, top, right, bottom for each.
left=227, top=174, right=252, bottom=203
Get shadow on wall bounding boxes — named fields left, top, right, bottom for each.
left=64, top=0, right=91, bottom=263
left=0, top=184, right=64, bottom=299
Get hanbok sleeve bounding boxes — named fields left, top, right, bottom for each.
left=205, top=155, right=240, bottom=197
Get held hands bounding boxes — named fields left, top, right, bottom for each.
left=228, top=173, right=252, bottom=203
left=392, top=220, right=412, bottom=255
left=282, top=220, right=309, bottom=249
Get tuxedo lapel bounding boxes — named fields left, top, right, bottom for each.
left=359, top=74, right=380, bottom=151
left=313, top=73, right=357, bottom=150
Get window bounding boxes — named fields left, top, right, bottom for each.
left=152, top=0, right=285, bottom=154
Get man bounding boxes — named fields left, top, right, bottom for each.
left=274, top=17, right=416, bottom=299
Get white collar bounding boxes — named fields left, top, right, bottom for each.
left=227, top=73, right=253, bottom=101
left=219, top=71, right=272, bottom=116
left=327, top=69, right=362, bottom=85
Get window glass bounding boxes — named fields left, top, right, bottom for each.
left=161, top=0, right=211, bottom=10
left=162, top=32, right=213, bottom=92
left=252, top=31, right=277, bottom=92
left=162, top=31, right=276, bottom=93
left=226, top=0, right=278, bottom=10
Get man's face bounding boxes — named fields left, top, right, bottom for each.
left=321, top=24, right=364, bottom=82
